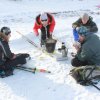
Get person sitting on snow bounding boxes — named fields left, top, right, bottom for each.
left=71, top=13, right=98, bottom=56
left=0, top=27, right=30, bottom=78
left=71, top=26, right=100, bottom=67
left=33, top=12, right=55, bottom=47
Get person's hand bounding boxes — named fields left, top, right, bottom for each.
left=11, top=54, right=16, bottom=60
left=71, top=52, right=76, bottom=57
left=73, top=41, right=81, bottom=51
left=49, top=34, right=52, bottom=39
left=72, top=23, right=80, bottom=29
left=35, top=32, right=39, bottom=36
left=76, top=27, right=80, bottom=31
left=72, top=24, right=77, bottom=29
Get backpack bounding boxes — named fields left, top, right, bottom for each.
left=70, top=65, right=100, bottom=91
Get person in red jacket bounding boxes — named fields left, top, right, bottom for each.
left=33, top=12, right=55, bottom=47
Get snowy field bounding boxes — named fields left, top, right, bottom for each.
left=0, top=0, right=100, bottom=100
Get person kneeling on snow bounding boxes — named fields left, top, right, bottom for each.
left=72, top=13, right=98, bottom=51
left=71, top=26, right=100, bottom=67
left=72, top=13, right=98, bottom=42
left=33, top=12, right=55, bottom=47
left=0, top=27, right=30, bottom=78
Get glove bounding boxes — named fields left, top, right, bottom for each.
left=72, top=24, right=77, bottom=29
left=71, top=52, right=76, bottom=57
left=11, top=54, right=17, bottom=60
left=49, top=34, right=52, bottom=39
left=76, top=27, right=80, bottom=31
left=58, top=48, right=62, bottom=52
left=35, top=32, right=39, bottom=36
left=72, top=23, right=80, bottom=29
left=48, top=32, right=52, bottom=39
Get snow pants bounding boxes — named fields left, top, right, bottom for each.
left=71, top=57, right=89, bottom=67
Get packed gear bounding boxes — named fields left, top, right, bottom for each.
left=70, top=65, right=100, bottom=91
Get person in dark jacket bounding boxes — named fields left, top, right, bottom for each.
left=33, top=12, right=55, bottom=47
left=0, top=27, right=30, bottom=78
left=71, top=26, right=100, bottom=67
left=72, top=13, right=98, bottom=42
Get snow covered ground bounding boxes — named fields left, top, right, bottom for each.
left=0, top=0, right=100, bottom=100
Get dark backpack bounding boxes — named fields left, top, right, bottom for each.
left=70, top=65, right=100, bottom=91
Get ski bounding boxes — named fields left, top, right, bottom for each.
left=16, top=31, right=39, bottom=48
left=16, top=66, right=51, bottom=73
left=56, top=56, right=68, bottom=61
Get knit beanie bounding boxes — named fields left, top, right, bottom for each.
left=77, top=26, right=88, bottom=36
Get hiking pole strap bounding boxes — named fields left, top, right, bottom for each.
left=90, top=82, right=100, bottom=91
left=85, top=66, right=96, bottom=80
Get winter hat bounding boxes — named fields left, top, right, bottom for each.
left=0, top=27, right=11, bottom=35
left=77, top=26, right=88, bottom=36
left=40, top=13, right=48, bottom=21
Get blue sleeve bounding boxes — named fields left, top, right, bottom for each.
left=73, top=29, right=79, bottom=41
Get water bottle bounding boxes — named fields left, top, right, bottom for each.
left=61, top=42, right=68, bottom=57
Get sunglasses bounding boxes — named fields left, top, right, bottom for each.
left=41, top=19, right=47, bottom=22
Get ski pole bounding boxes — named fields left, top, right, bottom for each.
left=16, top=31, right=38, bottom=48
left=35, top=68, right=51, bottom=73
left=16, top=67, right=35, bottom=73
left=16, top=31, right=55, bottom=58
left=16, top=66, right=51, bottom=73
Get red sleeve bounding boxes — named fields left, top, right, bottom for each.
left=33, top=22, right=41, bottom=36
left=49, top=16, right=55, bottom=33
